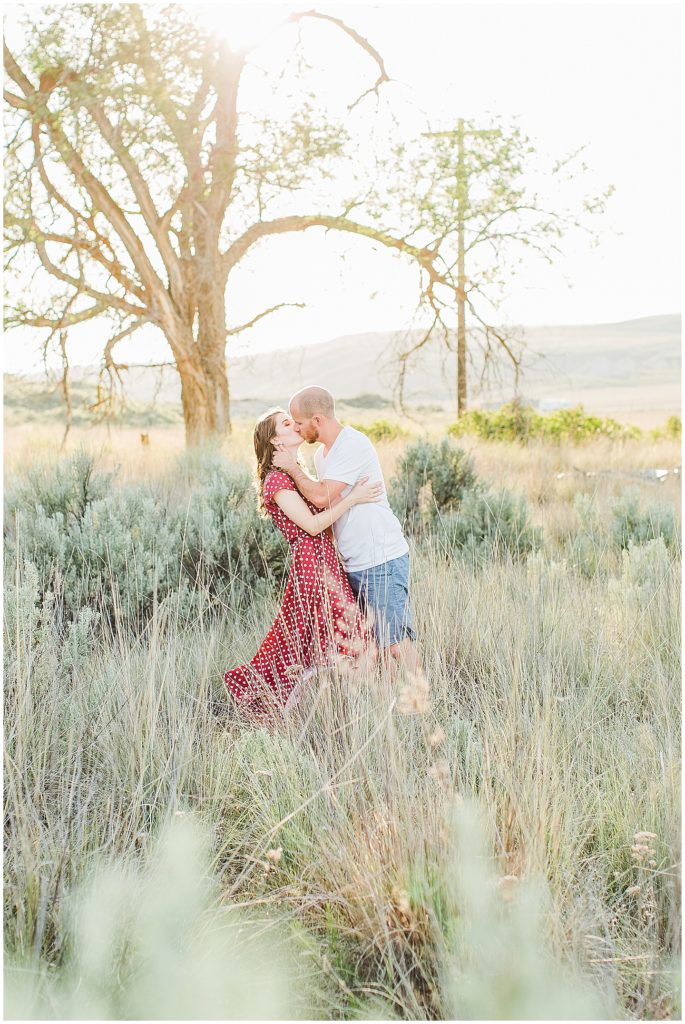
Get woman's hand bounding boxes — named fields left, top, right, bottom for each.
left=348, top=476, right=384, bottom=506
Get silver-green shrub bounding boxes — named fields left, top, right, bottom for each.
left=443, top=801, right=615, bottom=1019
left=179, top=457, right=289, bottom=604
left=389, top=438, right=478, bottom=530
left=568, top=491, right=608, bottom=577
left=4, top=450, right=288, bottom=630
left=611, top=486, right=678, bottom=550
left=440, top=488, right=541, bottom=560
left=5, top=448, right=114, bottom=521
left=4, top=815, right=299, bottom=1020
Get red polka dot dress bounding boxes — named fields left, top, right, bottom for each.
left=224, top=471, right=370, bottom=715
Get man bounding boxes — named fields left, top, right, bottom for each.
left=272, top=384, right=420, bottom=671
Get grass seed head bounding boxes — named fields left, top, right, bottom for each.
left=497, top=874, right=520, bottom=902
left=428, top=726, right=446, bottom=748
left=398, top=670, right=431, bottom=715
left=428, top=759, right=451, bottom=788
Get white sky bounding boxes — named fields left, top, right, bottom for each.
left=3, top=0, right=682, bottom=373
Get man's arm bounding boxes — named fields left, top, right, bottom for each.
left=272, top=448, right=347, bottom=508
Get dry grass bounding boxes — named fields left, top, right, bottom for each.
left=3, top=423, right=681, bottom=1019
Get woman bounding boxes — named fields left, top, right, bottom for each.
left=224, top=408, right=380, bottom=716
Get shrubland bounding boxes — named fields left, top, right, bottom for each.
left=4, top=421, right=681, bottom=1020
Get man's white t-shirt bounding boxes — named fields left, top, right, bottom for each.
left=314, top=426, right=409, bottom=572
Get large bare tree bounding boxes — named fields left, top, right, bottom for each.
left=4, top=4, right=461, bottom=443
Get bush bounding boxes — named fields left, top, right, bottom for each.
left=178, top=457, right=290, bottom=596
left=389, top=439, right=478, bottom=529
left=610, top=487, right=678, bottom=551
left=448, top=402, right=538, bottom=442
left=5, top=448, right=114, bottom=522
left=567, top=492, right=607, bottom=577
left=4, top=817, right=298, bottom=1020
left=540, top=407, right=641, bottom=443
left=650, top=415, right=682, bottom=441
left=72, top=490, right=186, bottom=625
left=619, top=537, right=671, bottom=593
left=4, top=450, right=288, bottom=629
left=448, top=402, right=642, bottom=444
left=348, top=419, right=408, bottom=443
left=440, top=489, right=541, bottom=560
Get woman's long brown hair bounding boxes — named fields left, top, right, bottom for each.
left=253, top=407, right=286, bottom=515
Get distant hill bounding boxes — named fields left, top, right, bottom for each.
left=4, top=314, right=681, bottom=427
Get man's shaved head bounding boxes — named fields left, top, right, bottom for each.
left=289, top=386, right=335, bottom=419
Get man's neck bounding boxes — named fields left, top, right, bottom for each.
left=319, top=419, right=344, bottom=454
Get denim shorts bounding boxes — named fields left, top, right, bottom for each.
left=347, top=552, right=416, bottom=648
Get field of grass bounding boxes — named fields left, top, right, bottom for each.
left=3, top=419, right=681, bottom=1020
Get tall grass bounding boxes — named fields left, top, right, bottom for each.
left=3, top=431, right=681, bottom=1019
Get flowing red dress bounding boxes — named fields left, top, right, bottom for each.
left=224, top=471, right=369, bottom=714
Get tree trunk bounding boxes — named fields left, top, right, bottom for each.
left=175, top=256, right=231, bottom=446
left=177, top=353, right=231, bottom=446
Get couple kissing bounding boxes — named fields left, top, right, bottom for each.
left=223, top=385, right=419, bottom=717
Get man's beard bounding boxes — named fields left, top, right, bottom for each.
left=307, top=426, right=320, bottom=442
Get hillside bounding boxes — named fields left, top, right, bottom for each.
left=4, top=314, right=680, bottom=427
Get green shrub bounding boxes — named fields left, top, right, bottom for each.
left=539, top=406, right=640, bottom=443
left=5, top=448, right=114, bottom=522
left=178, top=457, right=289, bottom=597
left=4, top=817, right=298, bottom=1020
left=72, top=490, right=188, bottom=625
left=567, top=492, right=607, bottom=577
left=448, top=402, right=642, bottom=444
left=348, top=419, right=408, bottom=443
left=619, top=537, right=671, bottom=594
left=389, top=438, right=478, bottom=529
left=448, top=402, right=537, bottom=442
left=650, top=415, right=682, bottom=441
left=610, top=486, right=678, bottom=550
left=440, top=489, right=541, bottom=560
left=4, top=450, right=288, bottom=629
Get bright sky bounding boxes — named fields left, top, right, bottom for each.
left=3, top=1, right=681, bottom=373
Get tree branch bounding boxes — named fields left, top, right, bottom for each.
left=227, top=301, right=305, bottom=335
left=287, top=10, right=390, bottom=110
left=7, top=215, right=146, bottom=302
left=222, top=214, right=464, bottom=300
left=394, top=313, right=443, bottom=415
left=33, top=235, right=146, bottom=318
left=103, top=318, right=151, bottom=371
left=206, top=44, right=243, bottom=223
left=81, top=92, right=186, bottom=300
left=4, top=44, right=169, bottom=305
left=6, top=303, right=108, bottom=330
left=4, top=88, right=31, bottom=110
left=465, top=296, right=522, bottom=377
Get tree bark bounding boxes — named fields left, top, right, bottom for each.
left=178, top=356, right=231, bottom=446
left=175, top=267, right=231, bottom=445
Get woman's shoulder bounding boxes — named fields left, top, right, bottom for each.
left=263, top=470, right=296, bottom=500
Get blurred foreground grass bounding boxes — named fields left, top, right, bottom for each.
left=3, top=424, right=681, bottom=1019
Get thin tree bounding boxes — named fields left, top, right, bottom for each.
left=4, top=4, right=463, bottom=444
left=376, top=117, right=614, bottom=417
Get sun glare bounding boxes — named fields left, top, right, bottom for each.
left=190, top=2, right=296, bottom=53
